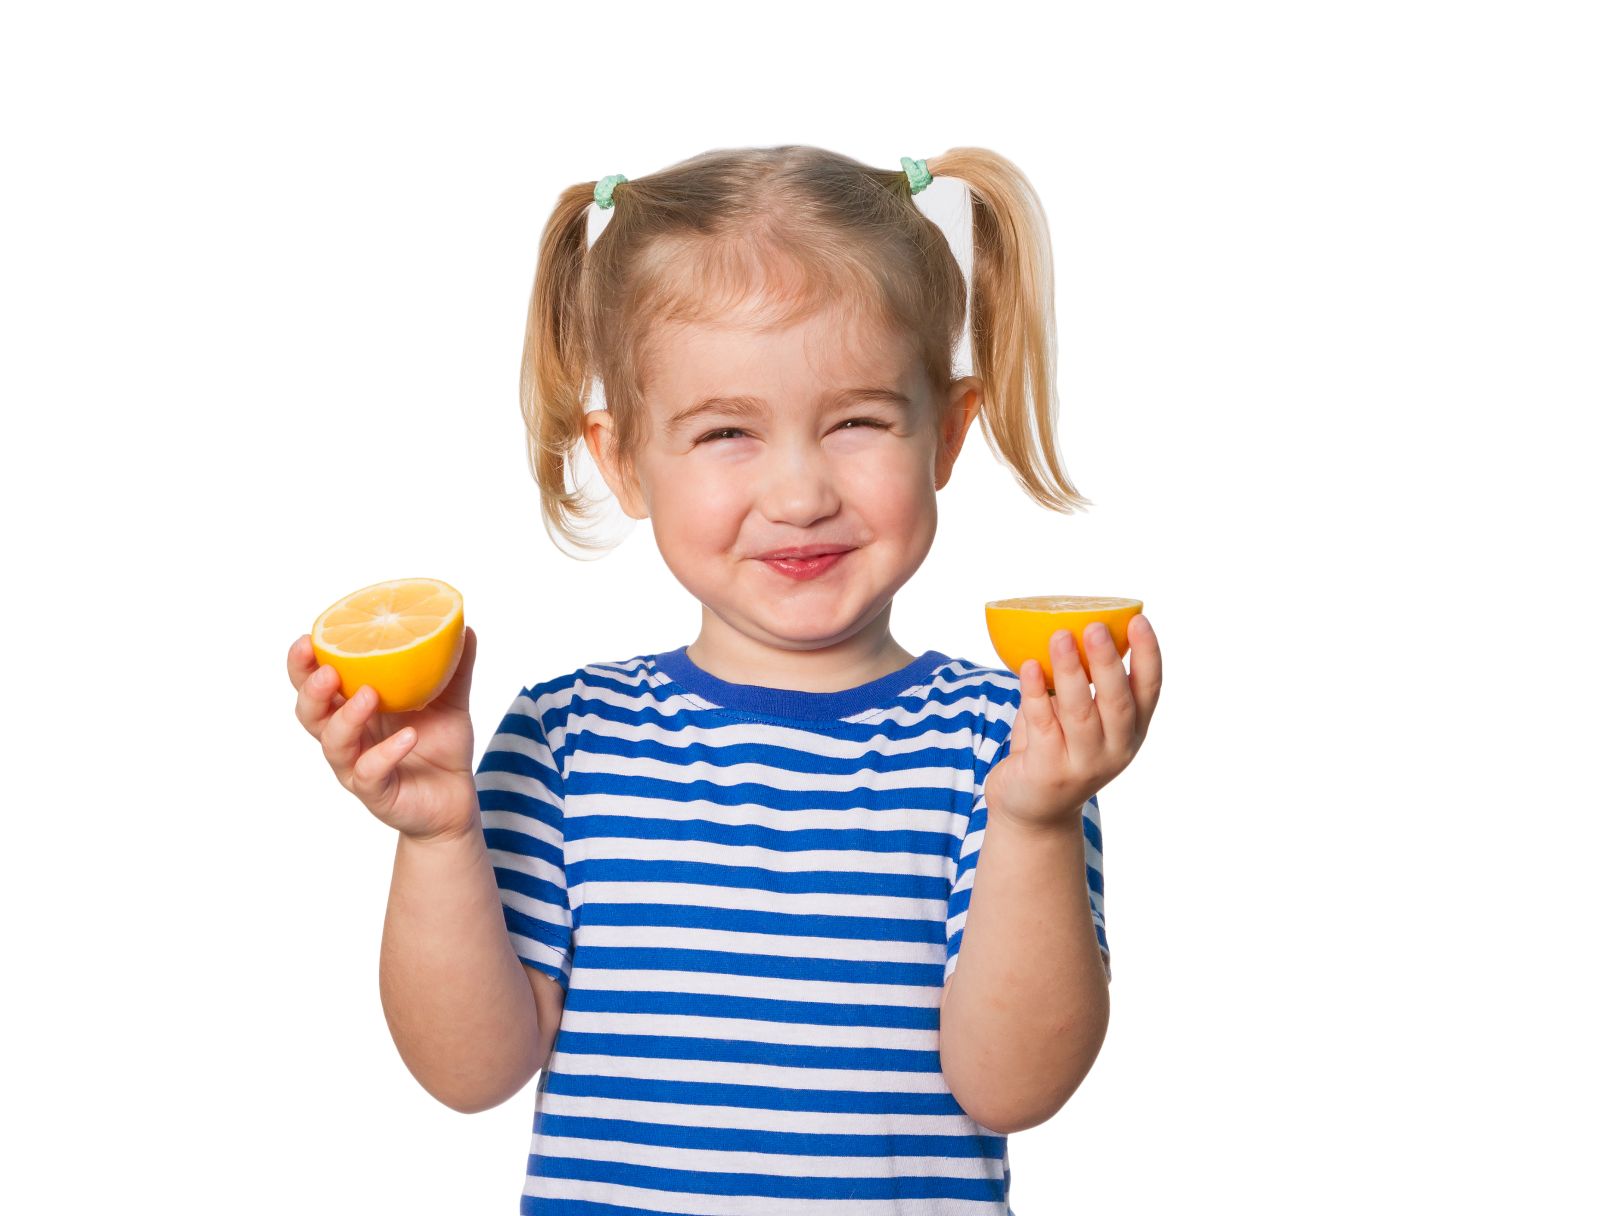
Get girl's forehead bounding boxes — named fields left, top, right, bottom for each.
left=646, top=305, right=919, bottom=397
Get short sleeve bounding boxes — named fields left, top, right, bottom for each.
left=474, top=687, right=575, bottom=992
left=945, top=734, right=1112, bottom=984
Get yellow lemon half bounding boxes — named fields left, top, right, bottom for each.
left=985, top=595, right=1144, bottom=691
left=310, top=578, right=465, bottom=713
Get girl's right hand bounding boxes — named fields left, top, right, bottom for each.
left=287, top=624, right=481, bottom=843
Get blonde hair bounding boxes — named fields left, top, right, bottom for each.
left=520, top=144, right=1091, bottom=555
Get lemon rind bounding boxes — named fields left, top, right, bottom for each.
left=984, top=595, right=1141, bottom=612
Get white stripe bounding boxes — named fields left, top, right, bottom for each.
left=549, top=1050, right=957, bottom=1096
left=567, top=751, right=975, bottom=795
left=562, top=967, right=937, bottom=1007
left=537, top=1090, right=980, bottom=1136
left=509, top=934, right=569, bottom=976
left=562, top=791, right=966, bottom=834
left=572, top=879, right=948, bottom=921
left=557, top=1009, right=940, bottom=1052
left=575, top=922, right=941, bottom=965
left=499, top=886, right=570, bottom=928
left=564, top=708, right=993, bottom=761
left=485, top=845, right=565, bottom=890
left=524, top=1175, right=1008, bottom=1216
left=476, top=766, right=560, bottom=810
left=561, top=834, right=957, bottom=878
left=528, top=1134, right=999, bottom=1179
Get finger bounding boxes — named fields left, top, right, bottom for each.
left=295, top=657, right=346, bottom=736
left=1009, top=687, right=1030, bottom=755
left=1085, top=622, right=1137, bottom=754
left=321, top=684, right=383, bottom=787
left=287, top=634, right=316, bottom=692
left=349, top=718, right=418, bottom=804
left=1127, top=614, right=1163, bottom=740
left=1018, top=657, right=1063, bottom=752
left=1050, top=630, right=1101, bottom=753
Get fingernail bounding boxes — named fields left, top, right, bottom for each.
left=1089, top=622, right=1111, bottom=645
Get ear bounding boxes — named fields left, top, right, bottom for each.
left=583, top=409, right=650, bottom=520
left=934, top=377, right=983, bottom=491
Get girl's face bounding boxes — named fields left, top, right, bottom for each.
left=586, top=299, right=981, bottom=662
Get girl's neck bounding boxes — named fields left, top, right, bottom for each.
left=684, top=610, right=917, bottom=694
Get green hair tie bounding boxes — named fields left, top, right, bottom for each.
left=594, top=174, right=628, bottom=209
left=900, top=156, right=932, bottom=195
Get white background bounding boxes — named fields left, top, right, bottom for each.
left=3, top=1, right=1595, bottom=1212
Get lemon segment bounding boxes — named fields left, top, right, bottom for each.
left=984, top=595, right=1143, bottom=691
left=310, top=578, right=465, bottom=713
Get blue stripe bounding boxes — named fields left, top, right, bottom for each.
left=578, top=900, right=946, bottom=946
left=503, top=905, right=571, bottom=953
left=566, top=770, right=969, bottom=813
left=478, top=744, right=562, bottom=792
left=540, top=682, right=991, bottom=746
left=1082, top=810, right=1103, bottom=852
left=574, top=730, right=976, bottom=776
left=572, top=945, right=944, bottom=988
left=531, top=1112, right=1005, bottom=1159
left=554, top=1029, right=938, bottom=1072
left=568, top=856, right=949, bottom=900
left=543, top=1070, right=966, bottom=1115
left=562, top=986, right=939, bottom=1030
left=521, top=1197, right=695, bottom=1216
left=528, top=1156, right=1008, bottom=1202
left=569, top=813, right=960, bottom=858
left=491, top=863, right=567, bottom=908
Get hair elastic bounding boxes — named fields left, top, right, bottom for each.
left=594, top=174, right=628, bottom=209
left=900, top=156, right=932, bottom=195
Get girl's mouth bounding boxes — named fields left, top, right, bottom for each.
left=760, top=550, right=850, bottom=580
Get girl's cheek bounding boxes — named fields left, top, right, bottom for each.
left=667, top=465, right=749, bottom=518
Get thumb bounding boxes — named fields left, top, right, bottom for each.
left=434, top=624, right=477, bottom=713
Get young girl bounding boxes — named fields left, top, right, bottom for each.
left=287, top=144, right=1161, bottom=1214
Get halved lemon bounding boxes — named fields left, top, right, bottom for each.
left=985, top=595, right=1144, bottom=691
left=310, top=578, right=465, bottom=713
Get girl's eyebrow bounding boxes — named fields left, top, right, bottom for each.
left=665, top=387, right=912, bottom=434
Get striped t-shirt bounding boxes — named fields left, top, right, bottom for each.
left=474, top=645, right=1109, bottom=1215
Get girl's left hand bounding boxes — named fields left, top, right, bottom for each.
left=983, top=615, right=1163, bottom=832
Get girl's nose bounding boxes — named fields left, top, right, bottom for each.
left=758, top=444, right=842, bottom=527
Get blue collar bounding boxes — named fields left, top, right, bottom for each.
left=651, top=645, right=950, bottom=721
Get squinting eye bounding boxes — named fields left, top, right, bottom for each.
left=694, top=419, right=888, bottom=445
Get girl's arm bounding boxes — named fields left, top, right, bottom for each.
left=378, top=815, right=560, bottom=1113
left=941, top=618, right=1160, bottom=1133
left=938, top=806, right=1110, bottom=1134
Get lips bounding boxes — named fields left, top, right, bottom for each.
left=759, top=550, right=850, bottom=581
left=755, top=544, right=854, bottom=560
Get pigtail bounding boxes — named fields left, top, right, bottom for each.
left=521, top=184, right=607, bottom=554
left=930, top=149, right=1092, bottom=513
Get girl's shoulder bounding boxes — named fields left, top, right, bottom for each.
left=925, top=656, right=1022, bottom=745
left=924, top=653, right=1021, bottom=693
left=517, top=651, right=662, bottom=708
left=923, top=654, right=1022, bottom=713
